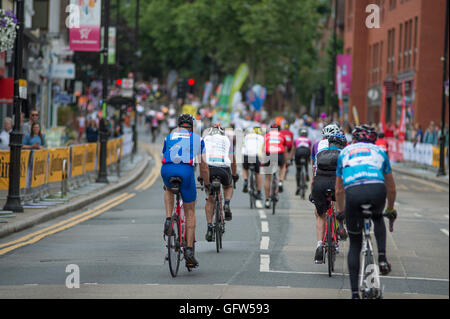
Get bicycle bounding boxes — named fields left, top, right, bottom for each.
left=296, top=160, right=308, bottom=200
left=248, top=163, right=257, bottom=209
left=210, top=176, right=225, bottom=253
left=164, top=177, right=196, bottom=277
left=269, top=171, right=279, bottom=215
left=359, top=204, right=397, bottom=299
left=321, top=188, right=339, bottom=277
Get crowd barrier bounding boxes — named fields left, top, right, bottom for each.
left=0, top=133, right=134, bottom=207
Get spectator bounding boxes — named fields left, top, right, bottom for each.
left=424, top=121, right=437, bottom=145
left=0, top=117, right=13, bottom=150
left=22, top=122, right=45, bottom=149
left=414, top=124, right=423, bottom=145
left=22, top=109, right=40, bottom=136
left=77, top=114, right=86, bottom=142
left=384, top=123, right=394, bottom=138
left=86, top=119, right=99, bottom=143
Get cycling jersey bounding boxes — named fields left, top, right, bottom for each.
left=314, top=146, right=341, bottom=177
left=162, top=128, right=205, bottom=165
left=264, top=131, right=286, bottom=155
left=242, top=133, right=264, bottom=157
left=281, top=130, right=294, bottom=150
left=336, top=142, right=392, bottom=188
left=294, top=136, right=311, bottom=149
left=311, top=139, right=329, bottom=166
left=375, top=138, right=389, bottom=154
left=203, top=133, right=232, bottom=168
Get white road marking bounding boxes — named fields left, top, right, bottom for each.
left=260, top=254, right=270, bottom=272
left=260, top=236, right=270, bottom=250
left=261, top=221, right=269, bottom=233
left=258, top=209, right=267, bottom=219
left=440, top=229, right=449, bottom=236
left=414, top=213, right=423, bottom=218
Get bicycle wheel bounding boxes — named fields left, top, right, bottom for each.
left=271, top=175, right=277, bottom=215
left=249, top=170, right=255, bottom=209
left=300, top=167, right=306, bottom=200
left=215, top=199, right=222, bottom=253
left=167, top=215, right=181, bottom=277
left=327, top=215, right=334, bottom=277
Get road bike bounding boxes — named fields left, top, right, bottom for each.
left=164, top=177, right=196, bottom=277
left=321, top=188, right=339, bottom=277
left=269, top=171, right=279, bottom=215
left=248, top=163, right=257, bottom=209
left=296, top=161, right=308, bottom=200
left=359, top=204, right=397, bottom=299
left=210, top=176, right=225, bottom=253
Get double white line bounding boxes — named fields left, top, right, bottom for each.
left=0, top=193, right=136, bottom=256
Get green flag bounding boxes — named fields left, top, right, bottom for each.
left=218, top=75, right=234, bottom=109
left=228, top=63, right=249, bottom=111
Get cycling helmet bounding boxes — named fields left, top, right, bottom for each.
left=283, top=123, right=290, bottom=130
left=270, top=123, right=280, bottom=130
left=321, top=123, right=341, bottom=138
left=253, top=126, right=263, bottom=135
left=328, top=133, right=347, bottom=147
left=299, top=128, right=308, bottom=137
left=352, top=125, right=378, bottom=143
left=177, top=114, right=194, bottom=129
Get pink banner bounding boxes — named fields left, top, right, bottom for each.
left=386, top=138, right=404, bottom=162
left=69, top=0, right=102, bottom=52
left=336, top=55, right=352, bottom=95
left=70, top=26, right=101, bottom=51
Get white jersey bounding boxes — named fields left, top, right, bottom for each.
left=203, top=134, right=232, bottom=167
left=242, top=133, right=264, bottom=157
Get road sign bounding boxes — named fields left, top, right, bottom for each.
left=52, top=63, right=76, bottom=79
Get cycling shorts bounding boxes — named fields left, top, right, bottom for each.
left=344, top=183, right=386, bottom=235
left=311, top=175, right=336, bottom=216
left=295, top=147, right=311, bottom=167
left=209, top=166, right=233, bottom=187
left=161, top=163, right=197, bottom=203
left=243, top=155, right=261, bottom=174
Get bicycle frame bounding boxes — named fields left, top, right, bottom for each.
left=322, top=199, right=338, bottom=247
left=249, top=165, right=256, bottom=208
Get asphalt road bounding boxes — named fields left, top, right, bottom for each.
left=0, top=130, right=448, bottom=299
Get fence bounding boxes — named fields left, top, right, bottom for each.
left=0, top=133, right=133, bottom=208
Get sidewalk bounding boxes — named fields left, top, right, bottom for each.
left=391, top=161, right=449, bottom=187
left=0, top=149, right=150, bottom=239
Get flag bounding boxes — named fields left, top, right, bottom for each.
left=380, top=85, right=386, bottom=132
left=398, top=81, right=406, bottom=142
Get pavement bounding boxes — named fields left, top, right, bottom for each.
left=391, top=161, right=449, bottom=187
left=0, top=146, right=150, bottom=239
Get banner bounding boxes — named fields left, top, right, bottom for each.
left=85, top=143, right=97, bottom=172
left=336, top=55, right=352, bottom=95
left=31, top=150, right=48, bottom=188
left=380, top=85, right=387, bottom=132
left=202, top=81, right=213, bottom=106
left=432, top=146, right=448, bottom=168
left=69, top=0, right=102, bottom=52
left=246, top=84, right=267, bottom=112
left=228, top=63, right=249, bottom=111
left=0, top=150, right=30, bottom=190
left=48, top=148, right=70, bottom=183
left=218, top=75, right=234, bottom=109
left=398, top=81, right=406, bottom=142
left=100, top=27, right=116, bottom=65
left=386, top=138, right=404, bottom=162
left=71, top=145, right=86, bottom=177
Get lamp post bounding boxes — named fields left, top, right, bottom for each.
left=132, top=0, right=140, bottom=155
left=96, top=0, right=110, bottom=184
left=3, top=0, right=25, bottom=213
left=437, top=0, right=449, bottom=177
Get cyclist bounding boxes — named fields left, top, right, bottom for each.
left=311, top=132, right=348, bottom=264
left=281, top=122, right=294, bottom=181
left=263, top=123, right=287, bottom=208
left=292, top=128, right=312, bottom=195
left=335, top=125, right=397, bottom=299
left=311, top=123, right=342, bottom=170
left=242, top=126, right=265, bottom=208
left=161, top=114, right=210, bottom=268
left=203, top=124, right=239, bottom=242
left=375, top=131, right=389, bottom=156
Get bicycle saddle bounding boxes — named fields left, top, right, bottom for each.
left=169, top=177, right=183, bottom=194
left=211, top=177, right=221, bottom=190
left=361, top=204, right=373, bottom=219
left=324, top=188, right=334, bottom=199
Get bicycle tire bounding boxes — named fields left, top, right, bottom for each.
left=167, top=215, right=181, bottom=277
left=300, top=168, right=306, bottom=200
left=327, top=215, right=334, bottom=277
left=271, top=175, right=277, bottom=215
left=215, top=198, right=221, bottom=253
left=249, top=170, right=255, bottom=209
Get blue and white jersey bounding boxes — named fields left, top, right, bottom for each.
left=162, top=128, right=205, bottom=166
left=336, top=142, right=392, bottom=188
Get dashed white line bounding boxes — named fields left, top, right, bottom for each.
left=261, top=221, right=269, bottom=233
left=414, top=213, right=423, bottom=218
left=258, top=209, right=267, bottom=219
left=440, top=229, right=449, bottom=236
left=260, top=236, right=270, bottom=250
left=260, top=254, right=270, bottom=272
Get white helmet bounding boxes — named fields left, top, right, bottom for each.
left=321, top=123, right=341, bottom=138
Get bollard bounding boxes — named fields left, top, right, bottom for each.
left=116, top=147, right=121, bottom=178
left=61, top=159, right=68, bottom=199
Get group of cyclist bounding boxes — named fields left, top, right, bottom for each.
left=159, top=113, right=397, bottom=299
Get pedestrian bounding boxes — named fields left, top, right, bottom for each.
left=22, top=122, right=45, bottom=149
left=0, top=117, right=13, bottom=150
left=414, top=124, right=423, bottom=145
left=86, top=119, right=99, bottom=143
left=424, top=121, right=437, bottom=145
left=77, top=114, right=86, bottom=142
left=22, top=109, right=40, bottom=136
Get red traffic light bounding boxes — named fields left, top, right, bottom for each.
left=116, top=79, right=122, bottom=86
left=188, top=78, right=195, bottom=86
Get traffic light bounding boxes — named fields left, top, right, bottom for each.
left=188, top=78, right=195, bottom=94
left=177, top=78, right=187, bottom=99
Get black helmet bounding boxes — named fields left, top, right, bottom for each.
left=352, top=125, right=377, bottom=143
left=177, top=114, right=193, bottom=129
left=328, top=133, right=347, bottom=147
left=299, top=128, right=308, bottom=137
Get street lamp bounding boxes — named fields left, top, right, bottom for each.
left=132, top=0, right=140, bottom=155
left=437, top=0, right=449, bottom=177
left=3, top=0, right=25, bottom=213
left=96, top=0, right=110, bottom=184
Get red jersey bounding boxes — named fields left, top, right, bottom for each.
left=265, top=131, right=286, bottom=154
left=281, top=129, right=293, bottom=149
left=375, top=138, right=389, bottom=154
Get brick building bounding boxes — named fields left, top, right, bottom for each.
left=343, top=0, right=448, bottom=131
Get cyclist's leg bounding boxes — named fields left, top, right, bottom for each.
left=368, top=184, right=389, bottom=270
left=242, top=155, right=249, bottom=192
left=221, top=167, right=234, bottom=220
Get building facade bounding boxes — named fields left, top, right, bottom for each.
left=344, top=0, right=448, bottom=131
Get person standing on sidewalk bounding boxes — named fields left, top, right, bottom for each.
left=0, top=117, right=13, bottom=150
left=22, top=109, right=40, bottom=136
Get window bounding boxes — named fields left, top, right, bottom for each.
left=347, top=0, right=353, bottom=32
left=413, top=17, right=418, bottom=68
left=389, top=0, right=397, bottom=10
left=398, top=23, right=403, bottom=71
left=380, top=41, right=383, bottom=82
left=32, top=0, right=49, bottom=31
left=403, top=20, right=408, bottom=70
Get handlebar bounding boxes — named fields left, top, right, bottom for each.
left=383, top=209, right=397, bottom=232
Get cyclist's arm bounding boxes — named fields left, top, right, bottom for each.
left=384, top=172, right=396, bottom=211
left=199, top=153, right=210, bottom=185
left=335, top=177, right=345, bottom=213
left=231, top=153, right=237, bottom=176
